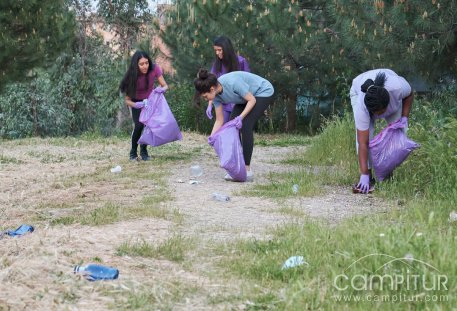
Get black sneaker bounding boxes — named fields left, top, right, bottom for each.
left=141, top=154, right=151, bottom=161
left=140, top=145, right=150, bottom=161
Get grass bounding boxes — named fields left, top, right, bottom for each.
left=49, top=199, right=180, bottom=226
left=3, top=91, right=456, bottom=309
left=275, top=206, right=308, bottom=218
left=116, top=234, right=195, bottom=262
left=255, top=134, right=312, bottom=147
left=241, top=169, right=322, bottom=199
left=212, top=95, right=457, bottom=309
left=214, top=216, right=455, bottom=309
left=108, top=280, right=201, bottom=310
left=0, top=153, right=23, bottom=164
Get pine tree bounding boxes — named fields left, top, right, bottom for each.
left=329, top=0, right=457, bottom=80
left=156, top=0, right=230, bottom=80
left=159, top=0, right=339, bottom=131
left=0, top=0, right=75, bottom=88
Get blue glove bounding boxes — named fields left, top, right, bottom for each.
left=400, top=116, right=408, bottom=131
left=154, top=86, right=166, bottom=94
left=356, top=174, right=370, bottom=194
left=206, top=104, right=213, bottom=119
left=234, top=116, right=243, bottom=129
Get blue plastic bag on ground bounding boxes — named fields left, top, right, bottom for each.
left=369, top=119, right=419, bottom=181
left=138, top=90, right=182, bottom=147
left=208, top=119, right=247, bottom=182
left=1, top=224, right=34, bottom=238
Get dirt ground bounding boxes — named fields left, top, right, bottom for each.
left=0, top=132, right=388, bottom=310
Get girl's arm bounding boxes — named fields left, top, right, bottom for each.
left=124, top=95, right=137, bottom=108
left=356, top=129, right=370, bottom=175
left=240, top=57, right=250, bottom=73
left=157, top=75, right=169, bottom=91
left=239, top=92, right=256, bottom=119
left=211, top=105, right=224, bottom=135
left=401, top=92, right=413, bottom=117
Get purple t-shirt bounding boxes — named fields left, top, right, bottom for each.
left=211, top=55, right=250, bottom=77
left=135, top=65, right=163, bottom=100
left=351, top=69, right=411, bottom=131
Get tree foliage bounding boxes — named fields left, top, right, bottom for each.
left=329, top=0, right=457, bottom=80
left=0, top=0, right=76, bottom=88
left=97, top=0, right=152, bottom=57
left=160, top=0, right=457, bottom=91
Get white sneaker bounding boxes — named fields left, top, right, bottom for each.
left=224, top=173, right=234, bottom=181
left=246, top=170, right=254, bottom=182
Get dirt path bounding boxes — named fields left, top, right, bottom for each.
left=0, top=133, right=388, bottom=310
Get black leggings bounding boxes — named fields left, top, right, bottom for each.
left=130, top=106, right=147, bottom=155
left=230, top=95, right=274, bottom=165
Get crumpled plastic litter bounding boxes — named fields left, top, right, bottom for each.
left=281, top=256, right=309, bottom=270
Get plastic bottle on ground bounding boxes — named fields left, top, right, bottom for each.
left=190, top=165, right=203, bottom=178
left=74, top=264, right=119, bottom=281
left=212, top=192, right=230, bottom=202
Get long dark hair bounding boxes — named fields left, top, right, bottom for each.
left=361, top=72, right=390, bottom=115
left=212, top=36, right=239, bottom=75
left=119, top=50, right=155, bottom=99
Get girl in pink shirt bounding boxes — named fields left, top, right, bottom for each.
left=119, top=51, right=168, bottom=160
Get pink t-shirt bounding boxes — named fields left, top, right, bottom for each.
left=135, top=65, right=163, bottom=100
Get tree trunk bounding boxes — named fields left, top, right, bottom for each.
left=286, top=92, right=297, bottom=132
left=115, top=103, right=131, bottom=130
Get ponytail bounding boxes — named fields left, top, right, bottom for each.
left=362, top=72, right=389, bottom=114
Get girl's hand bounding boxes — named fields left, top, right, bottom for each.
left=206, top=104, right=213, bottom=119
left=234, top=116, right=243, bottom=129
left=154, top=86, right=167, bottom=94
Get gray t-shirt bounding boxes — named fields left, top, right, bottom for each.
left=351, top=69, right=411, bottom=131
left=212, top=71, right=274, bottom=108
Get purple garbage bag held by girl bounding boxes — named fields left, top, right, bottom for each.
left=369, top=119, right=419, bottom=181
left=138, top=90, right=182, bottom=147
left=208, top=119, right=247, bottom=182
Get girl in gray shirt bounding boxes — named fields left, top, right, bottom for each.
left=194, top=69, right=275, bottom=182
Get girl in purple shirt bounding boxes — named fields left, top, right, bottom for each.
left=207, top=36, right=250, bottom=123
left=119, top=50, right=168, bottom=160
left=350, top=69, right=413, bottom=193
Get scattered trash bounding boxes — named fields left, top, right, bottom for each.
left=404, top=253, right=414, bottom=263
left=74, top=264, right=119, bottom=281
left=212, top=192, right=230, bottom=202
left=379, top=233, right=385, bottom=237
left=110, top=165, right=122, bottom=173
left=189, top=180, right=203, bottom=185
left=281, top=256, right=308, bottom=270
left=449, top=211, right=457, bottom=222
left=416, top=232, right=423, bottom=237
left=190, top=165, right=203, bottom=178
left=1, top=224, right=34, bottom=238
left=292, top=184, right=299, bottom=194
left=176, top=179, right=184, bottom=183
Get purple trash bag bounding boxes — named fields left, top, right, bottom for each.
left=138, top=90, right=182, bottom=147
left=369, top=119, right=419, bottom=181
left=208, top=119, right=247, bottom=182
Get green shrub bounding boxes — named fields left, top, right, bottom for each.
left=167, top=81, right=213, bottom=134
